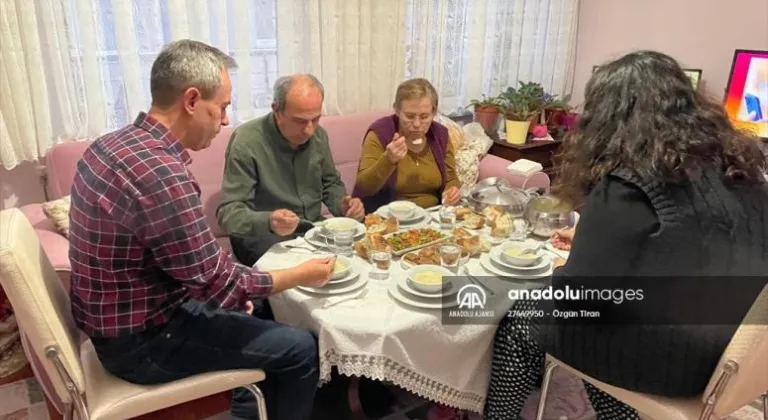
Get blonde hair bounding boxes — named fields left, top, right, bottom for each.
left=393, top=78, right=438, bottom=111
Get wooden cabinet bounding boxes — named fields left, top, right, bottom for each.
left=488, top=139, right=562, bottom=180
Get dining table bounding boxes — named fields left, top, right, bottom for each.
left=255, top=204, right=572, bottom=414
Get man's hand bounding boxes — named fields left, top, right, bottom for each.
left=341, top=196, right=365, bottom=221
left=385, top=133, right=408, bottom=165
left=441, top=186, right=461, bottom=206
left=270, top=209, right=299, bottom=236
left=244, top=300, right=254, bottom=315
left=296, top=256, right=336, bottom=288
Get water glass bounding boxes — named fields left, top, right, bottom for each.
left=326, top=228, right=355, bottom=256
left=370, top=249, right=392, bottom=279
left=439, top=242, right=462, bottom=272
left=510, top=218, right=530, bottom=241
left=438, top=205, right=457, bottom=229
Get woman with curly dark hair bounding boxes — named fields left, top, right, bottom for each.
left=483, top=50, right=768, bottom=420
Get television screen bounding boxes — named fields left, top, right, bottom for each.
left=723, top=49, right=768, bottom=140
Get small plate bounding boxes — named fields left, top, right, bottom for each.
left=314, top=219, right=366, bottom=239
left=377, top=204, right=429, bottom=224
left=387, top=281, right=459, bottom=309
left=489, top=247, right=550, bottom=271
left=479, top=253, right=551, bottom=280
left=396, top=274, right=461, bottom=299
left=298, top=274, right=367, bottom=295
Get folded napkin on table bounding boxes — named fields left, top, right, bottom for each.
left=506, top=158, right=543, bottom=177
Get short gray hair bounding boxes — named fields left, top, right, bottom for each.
left=150, top=39, right=237, bottom=107
left=272, top=74, right=325, bottom=112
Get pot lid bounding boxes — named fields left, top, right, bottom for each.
left=469, top=182, right=531, bottom=207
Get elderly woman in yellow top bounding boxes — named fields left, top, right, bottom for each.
left=352, top=78, right=462, bottom=213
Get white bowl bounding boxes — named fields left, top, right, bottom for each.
left=499, top=242, right=542, bottom=267
left=406, top=264, right=453, bottom=293
left=331, top=255, right=353, bottom=280
left=323, top=217, right=358, bottom=234
left=388, top=200, right=416, bottom=218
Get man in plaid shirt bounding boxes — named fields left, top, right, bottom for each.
left=68, top=40, right=334, bottom=420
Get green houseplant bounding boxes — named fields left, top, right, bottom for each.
left=466, top=94, right=505, bottom=135
left=499, top=84, right=538, bottom=144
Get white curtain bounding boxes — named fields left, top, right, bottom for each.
left=0, top=0, right=578, bottom=170
left=406, top=0, right=579, bottom=114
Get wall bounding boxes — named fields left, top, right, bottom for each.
left=571, top=0, right=768, bottom=105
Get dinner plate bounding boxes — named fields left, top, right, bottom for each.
left=328, top=268, right=360, bottom=285
left=303, top=226, right=365, bottom=249
left=377, top=204, right=429, bottom=224
left=298, top=274, right=368, bottom=295
left=396, top=272, right=463, bottom=299
left=489, top=247, right=551, bottom=271
left=544, top=242, right=570, bottom=259
left=387, top=281, right=459, bottom=309
left=478, top=253, right=551, bottom=280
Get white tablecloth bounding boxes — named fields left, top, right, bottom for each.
left=257, top=219, right=552, bottom=413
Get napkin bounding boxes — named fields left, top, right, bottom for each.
left=506, top=159, right=543, bottom=176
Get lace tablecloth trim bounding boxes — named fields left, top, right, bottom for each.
left=319, top=348, right=484, bottom=413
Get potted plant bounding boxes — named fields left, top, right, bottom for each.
left=466, top=95, right=504, bottom=135
left=499, top=85, right=537, bottom=145
left=540, top=92, right=572, bottom=134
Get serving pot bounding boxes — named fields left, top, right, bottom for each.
left=465, top=177, right=538, bottom=218
left=465, top=177, right=574, bottom=237
left=524, top=195, right=575, bottom=237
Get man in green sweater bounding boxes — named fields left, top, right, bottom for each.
left=217, top=74, right=365, bottom=267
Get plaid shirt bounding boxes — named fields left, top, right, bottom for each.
left=69, top=113, right=273, bottom=338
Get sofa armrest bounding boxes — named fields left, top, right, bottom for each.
left=478, top=154, right=551, bottom=190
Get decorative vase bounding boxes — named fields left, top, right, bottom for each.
left=505, top=119, right=531, bottom=145
left=473, top=106, right=500, bottom=135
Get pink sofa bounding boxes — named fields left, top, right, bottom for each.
left=20, top=110, right=549, bottom=287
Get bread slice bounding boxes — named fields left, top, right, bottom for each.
left=455, top=207, right=473, bottom=221
left=463, top=214, right=486, bottom=229
left=483, top=205, right=505, bottom=224
left=491, top=213, right=512, bottom=238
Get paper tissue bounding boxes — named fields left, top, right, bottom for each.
left=506, top=159, right=543, bottom=176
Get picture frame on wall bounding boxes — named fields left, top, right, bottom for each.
left=683, top=68, right=702, bottom=90
left=592, top=65, right=703, bottom=89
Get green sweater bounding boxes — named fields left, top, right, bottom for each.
left=216, top=113, right=347, bottom=237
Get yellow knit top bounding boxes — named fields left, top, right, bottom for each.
left=354, top=131, right=461, bottom=208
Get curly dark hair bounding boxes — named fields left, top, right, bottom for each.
left=552, top=50, right=767, bottom=206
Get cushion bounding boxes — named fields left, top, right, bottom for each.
left=41, top=195, right=71, bottom=238
left=435, top=113, right=465, bottom=152
left=455, top=147, right=480, bottom=190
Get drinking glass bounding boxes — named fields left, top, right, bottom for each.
left=510, top=218, right=530, bottom=241
left=370, top=248, right=392, bottom=279
left=438, top=205, right=457, bottom=230
left=439, top=242, right=462, bottom=273
left=326, top=228, right=355, bottom=256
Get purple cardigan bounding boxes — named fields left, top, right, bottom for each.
left=352, top=114, right=449, bottom=213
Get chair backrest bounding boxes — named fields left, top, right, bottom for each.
left=0, top=208, right=84, bottom=404
left=703, top=282, right=768, bottom=417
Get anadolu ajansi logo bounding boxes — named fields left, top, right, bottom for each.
left=457, top=284, right=487, bottom=309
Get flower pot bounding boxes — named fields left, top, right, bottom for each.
left=505, top=119, right=531, bottom=145
left=473, top=106, right=500, bottom=135
left=561, top=112, right=579, bottom=132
